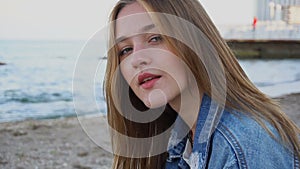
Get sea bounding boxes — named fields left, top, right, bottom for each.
left=0, top=40, right=300, bottom=123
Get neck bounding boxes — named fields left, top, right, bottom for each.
left=169, top=87, right=203, bottom=133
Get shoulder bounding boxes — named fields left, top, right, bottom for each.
left=210, top=109, right=296, bottom=169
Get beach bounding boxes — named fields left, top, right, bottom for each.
left=0, top=93, right=299, bottom=169
left=0, top=115, right=113, bottom=169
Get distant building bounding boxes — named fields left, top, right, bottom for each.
left=256, top=0, right=271, bottom=20
left=282, top=5, right=300, bottom=24
left=256, top=0, right=300, bottom=24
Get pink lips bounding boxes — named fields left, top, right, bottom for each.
left=138, top=72, right=161, bottom=89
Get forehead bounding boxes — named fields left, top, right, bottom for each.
left=115, top=2, right=156, bottom=39
left=118, top=2, right=146, bottom=17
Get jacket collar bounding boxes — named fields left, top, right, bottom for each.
left=167, top=94, right=224, bottom=169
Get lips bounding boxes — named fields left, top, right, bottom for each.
left=138, top=72, right=161, bottom=89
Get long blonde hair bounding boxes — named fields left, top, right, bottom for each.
left=104, top=0, right=300, bottom=168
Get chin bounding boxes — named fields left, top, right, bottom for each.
left=142, top=89, right=168, bottom=109
left=145, top=101, right=166, bottom=109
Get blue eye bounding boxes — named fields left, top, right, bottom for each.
left=149, top=35, right=162, bottom=43
left=119, top=47, right=132, bottom=57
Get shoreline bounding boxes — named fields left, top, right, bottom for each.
left=0, top=93, right=299, bottom=168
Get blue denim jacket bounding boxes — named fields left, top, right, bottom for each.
left=165, top=94, right=299, bottom=169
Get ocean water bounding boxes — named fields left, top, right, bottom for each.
left=240, top=59, right=300, bottom=97
left=0, top=40, right=86, bottom=122
left=0, top=40, right=299, bottom=123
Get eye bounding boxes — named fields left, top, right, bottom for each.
left=149, top=35, right=163, bottom=43
left=118, top=47, right=133, bottom=57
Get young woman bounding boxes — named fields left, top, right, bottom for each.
left=104, top=0, right=300, bottom=168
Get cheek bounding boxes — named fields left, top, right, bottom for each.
left=120, top=61, right=133, bottom=85
left=168, top=60, right=190, bottom=90
left=179, top=67, right=189, bottom=87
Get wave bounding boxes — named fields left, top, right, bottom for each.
left=255, top=79, right=300, bottom=87
left=0, top=90, right=73, bottom=104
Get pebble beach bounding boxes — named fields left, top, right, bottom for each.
left=0, top=93, right=299, bottom=169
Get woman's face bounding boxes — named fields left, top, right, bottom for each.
left=115, top=2, right=190, bottom=110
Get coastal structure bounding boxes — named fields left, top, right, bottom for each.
left=223, top=1, right=300, bottom=58
left=220, top=0, right=300, bottom=40
left=256, top=0, right=300, bottom=24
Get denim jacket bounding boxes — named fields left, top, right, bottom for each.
left=165, top=94, right=299, bottom=169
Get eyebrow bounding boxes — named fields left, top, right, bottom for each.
left=115, top=24, right=156, bottom=44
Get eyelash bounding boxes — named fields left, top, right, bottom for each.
left=149, top=35, right=163, bottom=43
left=118, top=47, right=132, bottom=57
left=118, top=35, right=163, bottom=57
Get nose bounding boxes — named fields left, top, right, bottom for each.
left=131, top=44, right=151, bottom=69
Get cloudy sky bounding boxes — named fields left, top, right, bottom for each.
left=0, top=0, right=255, bottom=40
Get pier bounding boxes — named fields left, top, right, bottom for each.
left=222, top=20, right=300, bottom=59
left=226, top=39, right=300, bottom=59
left=220, top=0, right=300, bottom=59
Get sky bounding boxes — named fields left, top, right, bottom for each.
left=0, top=0, right=255, bottom=40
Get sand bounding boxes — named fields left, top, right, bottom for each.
left=0, top=93, right=299, bottom=169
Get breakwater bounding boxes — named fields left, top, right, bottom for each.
left=227, top=40, right=300, bottom=59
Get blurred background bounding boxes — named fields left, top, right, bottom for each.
left=0, top=0, right=300, bottom=122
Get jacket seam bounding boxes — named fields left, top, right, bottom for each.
left=295, top=153, right=299, bottom=169
left=216, top=123, right=248, bottom=169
